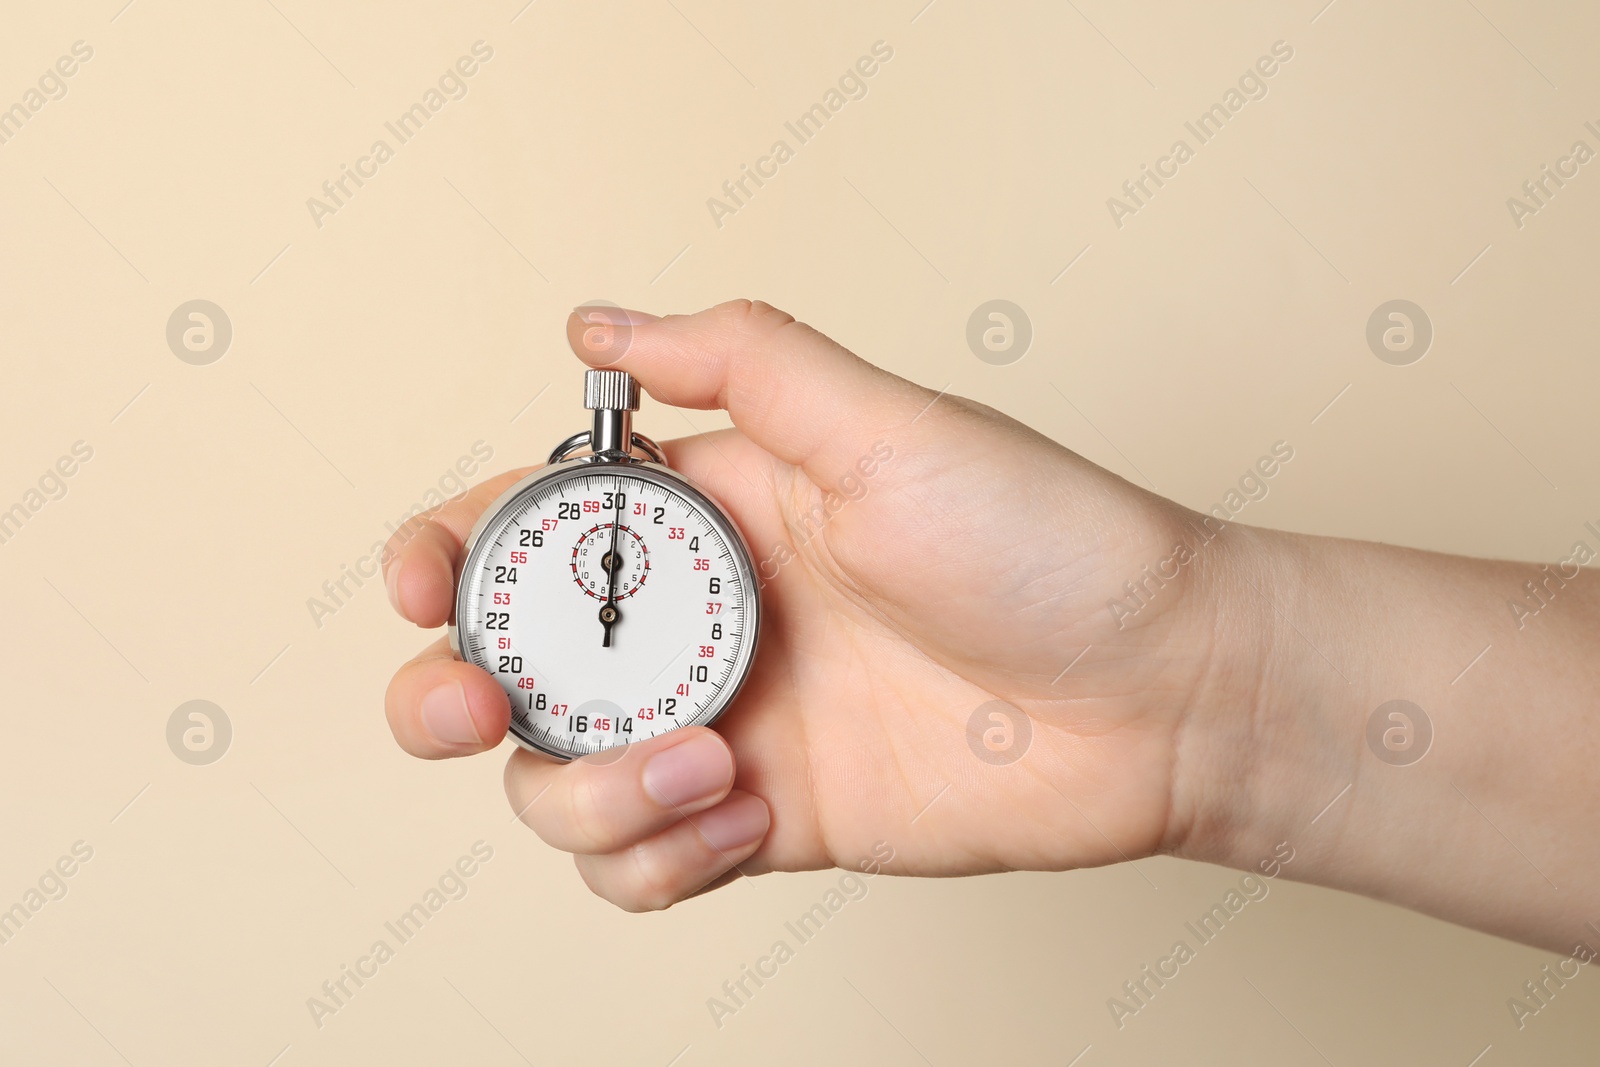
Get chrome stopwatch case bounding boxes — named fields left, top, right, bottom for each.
left=450, top=370, right=760, bottom=761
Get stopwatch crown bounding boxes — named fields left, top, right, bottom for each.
left=584, top=370, right=640, bottom=413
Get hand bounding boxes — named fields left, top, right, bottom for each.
left=381, top=300, right=1260, bottom=911
left=382, top=299, right=1600, bottom=954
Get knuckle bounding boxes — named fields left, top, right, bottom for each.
left=564, top=770, right=619, bottom=853
left=748, top=300, right=795, bottom=330
left=711, top=298, right=757, bottom=322
left=622, top=841, right=680, bottom=913
left=575, top=855, right=665, bottom=914
left=713, top=298, right=795, bottom=337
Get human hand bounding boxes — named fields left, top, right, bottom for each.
left=381, top=300, right=1263, bottom=911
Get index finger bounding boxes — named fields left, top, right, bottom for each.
left=383, top=466, right=536, bottom=627
left=566, top=300, right=936, bottom=494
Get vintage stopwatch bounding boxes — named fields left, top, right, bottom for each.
left=450, top=370, right=760, bottom=761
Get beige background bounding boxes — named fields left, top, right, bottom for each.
left=3, top=0, right=1599, bottom=1063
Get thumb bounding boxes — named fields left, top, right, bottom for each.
left=566, top=300, right=938, bottom=488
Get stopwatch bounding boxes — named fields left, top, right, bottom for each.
left=450, top=370, right=760, bottom=761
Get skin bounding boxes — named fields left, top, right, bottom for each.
left=383, top=299, right=1600, bottom=953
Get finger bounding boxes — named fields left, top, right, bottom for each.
left=567, top=300, right=932, bottom=491
left=382, top=466, right=536, bottom=627
left=504, top=727, right=736, bottom=855
left=573, top=791, right=770, bottom=912
left=384, top=636, right=511, bottom=758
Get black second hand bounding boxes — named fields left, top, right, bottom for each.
left=600, top=480, right=623, bottom=647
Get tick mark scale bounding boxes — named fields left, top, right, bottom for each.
left=450, top=370, right=761, bottom=760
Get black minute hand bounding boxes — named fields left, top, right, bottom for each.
left=599, top=488, right=623, bottom=647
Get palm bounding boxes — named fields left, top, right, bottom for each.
left=385, top=302, right=1218, bottom=911
left=666, top=407, right=1201, bottom=880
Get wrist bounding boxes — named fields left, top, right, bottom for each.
left=1162, top=519, right=1600, bottom=951
left=1158, top=519, right=1359, bottom=870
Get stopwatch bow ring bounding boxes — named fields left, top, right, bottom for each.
left=547, top=370, right=668, bottom=466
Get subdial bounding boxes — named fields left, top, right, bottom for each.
left=571, top=523, right=651, bottom=600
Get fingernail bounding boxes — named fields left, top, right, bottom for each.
left=384, top=558, right=404, bottom=616
left=574, top=305, right=658, bottom=326
left=696, top=794, right=770, bottom=852
left=420, top=681, right=482, bottom=745
left=643, top=733, right=732, bottom=808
